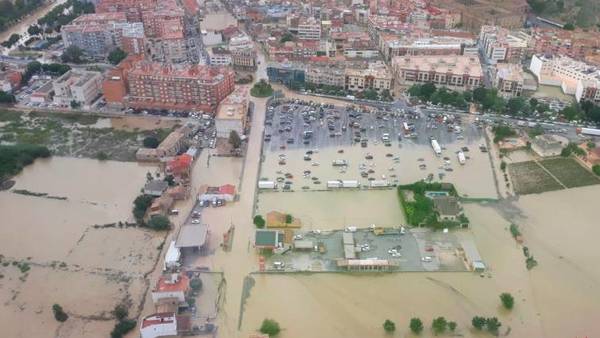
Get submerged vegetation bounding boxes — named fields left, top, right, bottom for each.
left=0, top=144, right=50, bottom=182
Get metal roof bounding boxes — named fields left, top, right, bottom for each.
left=175, top=224, right=208, bottom=248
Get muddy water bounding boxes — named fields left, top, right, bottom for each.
left=257, top=190, right=405, bottom=229
left=201, top=11, right=238, bottom=31
left=0, top=157, right=161, bottom=338
left=261, top=139, right=497, bottom=198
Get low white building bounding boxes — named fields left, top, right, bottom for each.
left=151, top=273, right=190, bottom=304
left=52, top=70, right=102, bottom=107
left=215, top=86, right=248, bottom=138
left=201, top=30, right=223, bottom=46
left=140, top=313, right=178, bottom=338
left=198, top=184, right=236, bottom=202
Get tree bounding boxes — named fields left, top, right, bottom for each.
left=472, top=316, right=486, bottom=330
left=592, top=164, right=600, bottom=176
left=132, top=194, right=153, bottom=222
left=108, top=48, right=127, bottom=65
left=382, top=319, right=395, bottom=332
left=506, top=97, right=526, bottom=115
left=143, top=136, right=160, bottom=148
left=28, top=24, right=42, bottom=35
left=251, top=79, right=273, bottom=97
left=111, top=319, right=136, bottom=338
left=96, top=151, right=108, bottom=161
left=409, top=317, right=424, bottom=334
left=431, top=317, right=448, bottom=335
left=163, top=174, right=175, bottom=186
left=229, top=130, right=242, bottom=149
left=486, top=317, right=502, bottom=335
left=253, top=215, right=265, bottom=228
left=61, top=45, right=84, bottom=63
left=190, top=277, right=202, bottom=291
left=500, top=161, right=507, bottom=172
left=70, top=100, right=81, bottom=109
left=473, top=87, right=487, bottom=103
left=448, top=321, right=457, bottom=332
left=586, top=141, right=596, bottom=151
left=147, top=215, right=171, bottom=230
left=280, top=32, right=294, bottom=43
left=563, top=23, right=575, bottom=30
left=420, top=82, right=436, bottom=100
left=0, top=90, right=16, bottom=103
left=285, top=214, right=292, bottom=224
left=529, top=97, right=538, bottom=108
left=259, top=319, right=281, bottom=336
left=113, top=304, right=128, bottom=321
left=500, top=292, right=514, bottom=310
left=363, top=89, right=378, bottom=100
left=52, top=304, right=68, bottom=322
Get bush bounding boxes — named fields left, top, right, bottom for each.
left=190, top=277, right=202, bottom=292
left=431, top=316, right=448, bottom=335
left=492, top=125, right=516, bottom=143
left=259, top=318, right=281, bottom=336
left=113, top=304, right=128, bottom=321
left=486, top=317, right=502, bottom=335
left=500, top=161, right=507, bottom=172
left=383, top=319, right=395, bottom=332
left=253, top=215, right=265, bottom=228
left=143, top=136, right=160, bottom=148
left=96, top=151, right=109, bottom=161
left=108, top=48, right=127, bottom=65
left=132, top=194, right=153, bottom=222
left=251, top=79, right=273, bottom=97
left=111, top=319, right=136, bottom=338
left=409, top=317, right=423, bottom=334
left=52, top=304, right=68, bottom=322
left=509, top=223, right=521, bottom=238
left=0, top=144, right=51, bottom=181
left=229, top=130, right=242, bottom=149
left=500, top=292, right=514, bottom=310
left=448, top=321, right=457, bottom=332
left=147, top=215, right=171, bottom=230
left=472, top=316, right=486, bottom=330
left=593, top=164, right=600, bottom=176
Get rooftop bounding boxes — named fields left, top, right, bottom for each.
left=433, top=196, right=461, bottom=216
left=393, top=55, right=483, bottom=77
left=154, top=273, right=190, bottom=293
left=141, top=312, right=176, bottom=329
left=176, top=224, right=208, bottom=248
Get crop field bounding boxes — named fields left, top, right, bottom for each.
left=539, top=158, right=600, bottom=188
left=508, top=161, right=563, bottom=195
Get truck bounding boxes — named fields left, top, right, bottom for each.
left=327, top=180, right=343, bottom=188
left=578, top=127, right=600, bottom=137
left=431, top=139, right=442, bottom=156
left=369, top=180, right=389, bottom=188
left=332, top=159, right=348, bottom=166
left=258, top=181, right=276, bottom=189
left=457, top=151, right=466, bottom=165
left=342, top=180, right=359, bottom=188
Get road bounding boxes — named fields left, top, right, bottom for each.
left=0, top=0, right=67, bottom=54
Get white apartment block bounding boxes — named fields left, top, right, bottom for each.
left=479, top=25, right=529, bottom=64
left=53, top=70, right=103, bottom=107
left=305, top=66, right=346, bottom=88
left=297, top=17, right=321, bottom=40
left=207, top=48, right=232, bottom=66
left=493, top=63, right=524, bottom=98
left=530, top=54, right=600, bottom=102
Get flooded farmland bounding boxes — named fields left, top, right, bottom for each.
left=0, top=157, right=163, bottom=338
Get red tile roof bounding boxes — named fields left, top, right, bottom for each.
left=218, top=184, right=236, bottom=195
left=168, top=154, right=192, bottom=174
left=141, top=312, right=176, bottom=328
left=154, top=273, right=190, bottom=293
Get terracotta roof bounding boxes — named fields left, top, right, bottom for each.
left=154, top=273, right=190, bottom=293
left=141, top=312, right=176, bottom=328
left=219, top=184, right=236, bottom=195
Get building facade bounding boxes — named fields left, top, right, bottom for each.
left=392, top=55, right=483, bottom=91
left=53, top=70, right=103, bottom=107
left=493, top=63, right=524, bottom=98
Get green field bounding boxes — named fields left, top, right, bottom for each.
left=539, top=158, right=600, bottom=188
left=508, top=161, right=563, bottom=195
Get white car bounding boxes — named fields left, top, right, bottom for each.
left=421, top=256, right=433, bottom=263
left=191, top=219, right=201, bottom=224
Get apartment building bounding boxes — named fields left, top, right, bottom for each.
left=493, top=63, right=524, bottom=98
left=96, top=0, right=157, bottom=22
left=61, top=13, right=132, bottom=57
left=345, top=63, right=393, bottom=92
left=231, top=49, right=257, bottom=70
left=228, top=34, right=254, bottom=51
left=529, top=54, right=600, bottom=100
left=215, top=86, right=249, bottom=138
left=392, top=55, right=483, bottom=91
left=103, top=57, right=235, bottom=112
left=305, top=65, right=346, bottom=88
left=380, top=35, right=477, bottom=61
left=297, top=17, right=321, bottom=40
left=208, top=47, right=232, bottom=66
left=478, top=25, right=529, bottom=64
left=53, top=70, right=103, bottom=107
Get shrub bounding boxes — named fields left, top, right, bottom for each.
left=472, top=316, right=486, bottom=330
left=285, top=214, right=292, bottom=224
left=190, top=277, right=203, bottom=292
left=113, top=304, right=128, bottom=321
left=147, top=215, right=171, bottom=231
left=143, top=136, right=160, bottom=148
left=110, top=319, right=136, bottom=338
left=383, top=319, right=396, bottom=332
left=52, top=304, right=68, bottom=322
left=96, top=151, right=109, bottom=161
left=486, top=317, right=502, bottom=335
left=253, top=215, right=265, bottom=228
left=409, top=317, right=423, bottom=334
left=259, top=318, right=281, bottom=336
left=431, top=316, right=448, bottom=335
left=500, top=292, right=514, bottom=310
left=592, top=164, right=600, bottom=176
left=448, top=321, right=457, bottom=332
left=132, top=194, right=153, bottom=222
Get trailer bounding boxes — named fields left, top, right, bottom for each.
left=431, top=139, right=442, bottom=156
left=369, top=180, right=389, bottom=188
left=327, top=180, right=343, bottom=188
left=578, top=128, right=600, bottom=137
left=342, top=180, right=360, bottom=188
left=457, top=151, right=466, bottom=165
left=258, top=181, right=276, bottom=189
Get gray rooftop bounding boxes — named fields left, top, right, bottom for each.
left=176, top=224, right=208, bottom=248
left=433, top=196, right=461, bottom=216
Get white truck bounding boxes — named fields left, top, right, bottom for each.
left=369, top=180, right=389, bottom=188
left=327, top=180, right=343, bottom=188
left=431, top=139, right=442, bottom=156
left=258, top=181, right=276, bottom=189
left=579, top=128, right=600, bottom=137
left=342, top=180, right=359, bottom=188
left=457, top=151, right=466, bottom=165
left=332, top=159, right=348, bottom=166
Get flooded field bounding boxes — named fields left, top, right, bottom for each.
left=0, top=157, right=163, bottom=338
